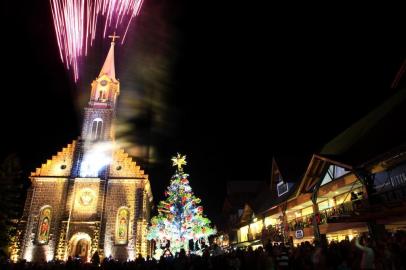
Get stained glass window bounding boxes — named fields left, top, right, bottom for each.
left=115, top=207, right=129, bottom=244
left=37, top=206, right=52, bottom=245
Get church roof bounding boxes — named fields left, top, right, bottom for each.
left=30, top=140, right=149, bottom=182
left=99, top=42, right=116, bottom=81
left=31, top=141, right=76, bottom=178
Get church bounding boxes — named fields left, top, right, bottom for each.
left=13, top=36, right=153, bottom=262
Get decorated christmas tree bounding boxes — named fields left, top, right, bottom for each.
left=147, top=153, right=216, bottom=254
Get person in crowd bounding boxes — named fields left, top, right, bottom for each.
left=3, top=231, right=406, bottom=270
left=91, top=251, right=100, bottom=266
left=355, top=235, right=375, bottom=270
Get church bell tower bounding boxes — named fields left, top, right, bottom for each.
left=81, top=33, right=120, bottom=143
left=76, top=34, right=120, bottom=179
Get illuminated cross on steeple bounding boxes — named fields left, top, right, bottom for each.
left=108, top=32, right=120, bottom=43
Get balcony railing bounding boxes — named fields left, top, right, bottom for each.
left=374, top=185, right=406, bottom=205
left=320, top=200, right=358, bottom=224
left=288, top=213, right=314, bottom=231
left=287, top=200, right=362, bottom=231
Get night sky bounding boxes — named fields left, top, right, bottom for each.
left=1, top=1, right=405, bottom=223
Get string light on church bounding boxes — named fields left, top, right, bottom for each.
left=50, top=0, right=144, bottom=81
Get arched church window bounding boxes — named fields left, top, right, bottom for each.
left=115, top=207, right=129, bottom=245
left=96, top=89, right=107, bottom=102
left=97, top=90, right=103, bottom=101
left=91, top=118, right=103, bottom=140
left=37, top=206, right=52, bottom=245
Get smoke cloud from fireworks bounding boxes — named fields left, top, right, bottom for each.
left=50, top=0, right=144, bottom=81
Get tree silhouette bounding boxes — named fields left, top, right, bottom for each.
left=0, top=154, right=24, bottom=258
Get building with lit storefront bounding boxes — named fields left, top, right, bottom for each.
left=221, top=181, right=265, bottom=248
left=231, top=156, right=307, bottom=248
left=11, top=39, right=153, bottom=262
left=229, top=88, right=406, bottom=248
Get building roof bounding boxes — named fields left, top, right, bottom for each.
left=321, top=88, right=406, bottom=166
left=273, top=154, right=311, bottom=185
left=253, top=186, right=296, bottom=215
left=253, top=154, right=311, bottom=215
left=222, top=181, right=265, bottom=213
left=226, top=181, right=265, bottom=194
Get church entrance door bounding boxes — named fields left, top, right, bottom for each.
left=68, top=233, right=91, bottom=262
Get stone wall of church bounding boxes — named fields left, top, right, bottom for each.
left=69, top=178, right=103, bottom=221
left=103, top=179, right=145, bottom=261
left=135, top=188, right=149, bottom=257
left=54, top=178, right=105, bottom=260
left=10, top=187, right=34, bottom=261
left=20, top=178, right=69, bottom=262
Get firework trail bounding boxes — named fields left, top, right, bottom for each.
left=391, top=58, right=406, bottom=89
left=50, top=0, right=145, bottom=81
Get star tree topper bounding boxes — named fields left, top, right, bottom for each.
left=172, top=153, right=187, bottom=171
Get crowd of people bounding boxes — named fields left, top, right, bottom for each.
left=1, top=231, right=405, bottom=270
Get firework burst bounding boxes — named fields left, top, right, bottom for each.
left=50, top=0, right=145, bottom=81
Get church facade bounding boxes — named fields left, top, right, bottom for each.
left=13, top=39, right=153, bottom=262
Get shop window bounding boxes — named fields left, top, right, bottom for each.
left=302, top=206, right=313, bottom=216
left=264, top=216, right=277, bottom=227
left=239, top=225, right=249, bottom=242
left=318, top=200, right=333, bottom=211
left=335, top=193, right=351, bottom=205
left=250, top=220, right=263, bottom=236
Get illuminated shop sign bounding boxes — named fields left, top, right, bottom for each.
left=295, top=229, right=304, bottom=239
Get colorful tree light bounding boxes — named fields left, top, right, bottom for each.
left=147, top=154, right=216, bottom=254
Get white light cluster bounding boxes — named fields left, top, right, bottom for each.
left=80, top=142, right=113, bottom=177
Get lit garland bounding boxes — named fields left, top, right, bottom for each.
left=147, top=154, right=216, bottom=253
